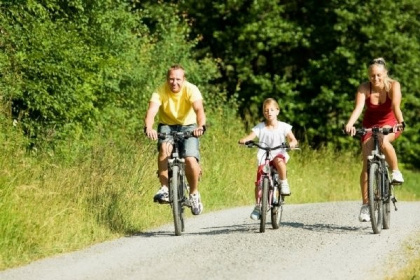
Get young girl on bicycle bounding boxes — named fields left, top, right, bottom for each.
left=239, top=98, right=298, bottom=220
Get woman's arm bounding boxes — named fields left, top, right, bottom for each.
left=345, top=83, right=367, bottom=135
left=390, top=81, right=404, bottom=124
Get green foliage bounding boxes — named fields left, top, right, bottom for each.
left=0, top=0, right=227, bottom=149
left=179, top=0, right=420, bottom=168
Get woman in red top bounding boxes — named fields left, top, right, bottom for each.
left=345, top=57, right=405, bottom=222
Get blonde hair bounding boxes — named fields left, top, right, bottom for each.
left=262, top=98, right=280, bottom=111
left=368, top=57, right=394, bottom=92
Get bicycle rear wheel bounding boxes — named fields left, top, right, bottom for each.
left=271, top=195, right=283, bottom=229
left=260, top=177, right=269, bottom=233
left=383, top=171, right=391, bottom=229
left=368, top=162, right=383, bottom=234
left=170, top=165, right=183, bottom=236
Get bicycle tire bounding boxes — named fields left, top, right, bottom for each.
left=271, top=195, right=283, bottom=229
left=180, top=176, right=187, bottom=232
left=260, top=177, right=269, bottom=233
left=368, top=162, right=383, bottom=234
left=383, top=170, right=391, bottom=229
left=170, top=165, right=183, bottom=236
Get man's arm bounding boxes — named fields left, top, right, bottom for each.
left=192, top=99, right=206, bottom=136
left=144, top=101, right=160, bottom=140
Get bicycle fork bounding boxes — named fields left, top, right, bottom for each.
left=377, top=156, right=398, bottom=212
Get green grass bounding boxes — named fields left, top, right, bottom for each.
left=1, top=114, right=419, bottom=271
left=385, top=233, right=420, bottom=280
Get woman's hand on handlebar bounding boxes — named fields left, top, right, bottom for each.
left=344, top=123, right=356, bottom=136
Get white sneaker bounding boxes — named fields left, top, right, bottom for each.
left=250, top=205, right=261, bottom=220
left=153, top=186, right=169, bottom=204
left=359, top=204, right=370, bottom=222
left=281, top=182, right=291, bottom=196
left=190, top=193, right=203, bottom=215
left=392, top=170, right=404, bottom=184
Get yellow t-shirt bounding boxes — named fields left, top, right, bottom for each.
left=150, top=81, right=203, bottom=125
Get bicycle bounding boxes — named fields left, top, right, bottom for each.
left=244, top=141, right=298, bottom=233
left=350, top=126, right=402, bottom=234
left=156, top=131, right=197, bottom=236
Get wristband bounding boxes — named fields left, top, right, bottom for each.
left=143, top=126, right=147, bottom=133
left=401, top=121, right=405, bottom=129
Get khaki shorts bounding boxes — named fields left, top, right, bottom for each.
left=157, top=123, right=200, bottom=162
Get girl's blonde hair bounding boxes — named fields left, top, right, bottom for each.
left=262, top=98, right=280, bottom=111
left=368, top=57, right=394, bottom=92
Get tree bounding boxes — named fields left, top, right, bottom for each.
left=179, top=0, right=420, bottom=167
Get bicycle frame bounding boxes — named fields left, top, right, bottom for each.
left=158, top=131, right=194, bottom=236
left=367, top=128, right=391, bottom=203
left=245, top=141, right=293, bottom=233
left=353, top=126, right=399, bottom=234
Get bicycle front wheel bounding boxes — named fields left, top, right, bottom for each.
left=170, top=165, right=183, bottom=236
left=260, top=177, right=269, bottom=233
left=368, top=162, right=383, bottom=234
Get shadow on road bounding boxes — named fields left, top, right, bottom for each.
left=281, top=221, right=369, bottom=234
left=133, top=223, right=258, bottom=237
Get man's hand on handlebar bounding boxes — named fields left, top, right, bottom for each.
left=144, top=127, right=158, bottom=140
left=193, top=125, right=206, bottom=137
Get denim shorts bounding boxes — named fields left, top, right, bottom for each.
left=157, top=124, right=200, bottom=161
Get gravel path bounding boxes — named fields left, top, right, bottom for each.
left=1, top=201, right=419, bottom=280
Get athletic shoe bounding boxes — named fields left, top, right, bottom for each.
left=392, top=170, right=404, bottom=184
left=359, top=204, right=370, bottom=222
left=153, top=186, right=169, bottom=204
left=281, top=182, right=291, bottom=196
left=190, top=193, right=203, bottom=215
left=250, top=205, right=261, bottom=220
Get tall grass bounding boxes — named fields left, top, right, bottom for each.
left=1, top=112, right=419, bottom=270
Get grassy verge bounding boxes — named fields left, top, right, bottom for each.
left=385, top=233, right=420, bottom=280
left=1, top=113, right=419, bottom=271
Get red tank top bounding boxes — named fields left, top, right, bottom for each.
left=362, top=83, right=397, bottom=128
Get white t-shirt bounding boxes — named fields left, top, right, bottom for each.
left=252, top=121, right=292, bottom=165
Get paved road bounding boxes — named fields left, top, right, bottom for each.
left=1, top=201, right=419, bottom=280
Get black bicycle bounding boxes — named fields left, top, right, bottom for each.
left=352, top=126, right=401, bottom=234
left=157, top=131, right=195, bottom=236
left=244, top=141, right=297, bottom=233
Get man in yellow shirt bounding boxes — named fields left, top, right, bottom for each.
left=144, top=65, right=206, bottom=215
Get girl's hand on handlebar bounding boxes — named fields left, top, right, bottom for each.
left=288, top=140, right=298, bottom=149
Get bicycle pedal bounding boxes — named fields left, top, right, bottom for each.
left=391, top=180, right=403, bottom=186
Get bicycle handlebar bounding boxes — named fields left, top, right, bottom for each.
left=342, top=124, right=403, bottom=138
left=157, top=131, right=195, bottom=140
left=243, top=141, right=298, bottom=150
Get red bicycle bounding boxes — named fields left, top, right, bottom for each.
left=244, top=141, right=298, bottom=233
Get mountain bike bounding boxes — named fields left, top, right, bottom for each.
left=244, top=141, right=298, bottom=233
left=157, top=131, right=196, bottom=236
left=352, top=126, right=402, bottom=234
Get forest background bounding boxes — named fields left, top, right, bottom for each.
left=0, top=0, right=419, bottom=272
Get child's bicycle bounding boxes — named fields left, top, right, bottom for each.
left=349, top=125, right=402, bottom=234
left=156, top=131, right=196, bottom=236
left=244, top=141, right=298, bottom=233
